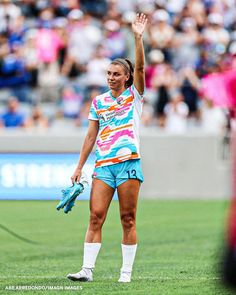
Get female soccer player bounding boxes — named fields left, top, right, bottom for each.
left=67, top=13, right=147, bottom=283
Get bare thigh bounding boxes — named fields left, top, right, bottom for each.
left=117, top=179, right=140, bottom=215
left=89, top=178, right=115, bottom=217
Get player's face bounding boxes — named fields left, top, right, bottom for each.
left=107, top=64, right=129, bottom=91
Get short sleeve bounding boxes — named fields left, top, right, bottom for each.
left=88, top=99, right=99, bottom=121
left=131, top=85, right=145, bottom=101
left=130, top=85, right=145, bottom=104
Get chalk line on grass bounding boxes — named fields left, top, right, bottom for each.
left=0, top=276, right=220, bottom=280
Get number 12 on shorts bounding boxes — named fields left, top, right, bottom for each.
left=126, top=169, right=137, bottom=179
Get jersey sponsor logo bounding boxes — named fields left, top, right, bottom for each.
left=99, top=109, right=126, bottom=122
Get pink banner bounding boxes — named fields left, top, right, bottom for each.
left=201, top=70, right=236, bottom=108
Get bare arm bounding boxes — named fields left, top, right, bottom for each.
left=132, top=13, right=147, bottom=95
left=71, top=120, right=99, bottom=183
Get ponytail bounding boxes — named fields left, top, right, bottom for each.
left=124, top=58, right=134, bottom=88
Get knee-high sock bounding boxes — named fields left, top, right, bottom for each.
left=82, top=242, right=101, bottom=269
left=120, top=244, right=137, bottom=273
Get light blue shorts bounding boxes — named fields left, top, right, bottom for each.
left=92, top=159, right=144, bottom=189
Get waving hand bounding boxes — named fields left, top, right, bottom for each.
left=132, top=13, right=148, bottom=38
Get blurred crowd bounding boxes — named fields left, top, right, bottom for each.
left=0, top=0, right=236, bottom=133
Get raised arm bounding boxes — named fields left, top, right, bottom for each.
left=71, top=120, right=99, bottom=184
left=132, top=13, right=147, bottom=95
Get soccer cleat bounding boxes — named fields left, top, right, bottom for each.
left=118, top=272, right=131, bottom=283
left=56, top=173, right=89, bottom=213
left=67, top=268, right=93, bottom=282
left=56, top=182, right=84, bottom=212
left=63, top=193, right=78, bottom=214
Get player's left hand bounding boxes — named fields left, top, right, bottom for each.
left=132, top=13, right=148, bottom=37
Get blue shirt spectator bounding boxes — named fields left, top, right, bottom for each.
left=1, top=97, right=26, bottom=127
left=0, top=42, right=30, bottom=88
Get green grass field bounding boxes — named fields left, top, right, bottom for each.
left=0, top=199, right=234, bottom=295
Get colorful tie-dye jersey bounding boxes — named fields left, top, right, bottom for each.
left=88, top=85, right=143, bottom=167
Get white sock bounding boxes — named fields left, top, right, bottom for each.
left=120, top=244, right=137, bottom=273
left=82, top=242, right=101, bottom=269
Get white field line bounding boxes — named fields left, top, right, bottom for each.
left=0, top=276, right=62, bottom=279
left=0, top=276, right=220, bottom=280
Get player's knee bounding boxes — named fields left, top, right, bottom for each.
left=89, top=212, right=104, bottom=230
left=121, top=213, right=136, bottom=231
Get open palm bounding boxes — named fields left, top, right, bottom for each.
left=132, top=13, right=147, bottom=37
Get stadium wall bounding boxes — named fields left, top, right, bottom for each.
left=0, top=129, right=231, bottom=199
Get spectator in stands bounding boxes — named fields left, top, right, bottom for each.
left=0, top=39, right=31, bottom=102
left=0, top=97, right=27, bottom=128
left=75, top=100, right=91, bottom=127
left=53, top=17, right=68, bottom=69
left=76, top=88, right=102, bottom=128
left=148, top=9, right=174, bottom=63
left=164, top=90, right=189, bottom=133
left=27, top=105, right=49, bottom=129
left=186, top=0, right=206, bottom=30
left=59, top=85, right=83, bottom=119
left=203, top=13, right=230, bottom=62
left=22, top=29, right=39, bottom=92
left=85, top=45, right=111, bottom=95
left=8, top=14, right=26, bottom=48
left=152, top=62, right=178, bottom=127
left=172, top=17, right=201, bottom=70
left=141, top=99, right=155, bottom=127
left=179, top=66, right=200, bottom=119
left=120, top=11, right=136, bottom=63
left=0, top=0, right=21, bottom=34
left=200, top=98, right=227, bottom=134
left=36, top=7, right=64, bottom=102
left=103, top=19, right=126, bottom=60
left=65, top=10, right=102, bottom=66
left=61, top=9, right=86, bottom=81
left=145, top=49, right=165, bottom=105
